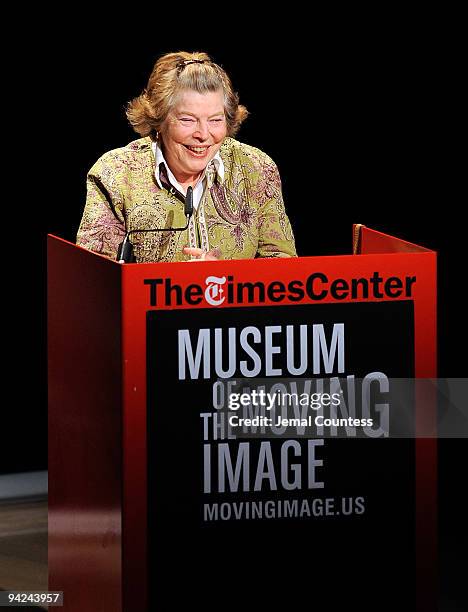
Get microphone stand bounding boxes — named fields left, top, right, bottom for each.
left=117, top=186, right=193, bottom=263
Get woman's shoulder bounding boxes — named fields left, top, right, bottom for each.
left=220, top=137, right=278, bottom=171
left=90, top=137, right=153, bottom=172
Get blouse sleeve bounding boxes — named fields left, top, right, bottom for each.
left=76, top=157, right=126, bottom=260
left=255, top=155, right=297, bottom=258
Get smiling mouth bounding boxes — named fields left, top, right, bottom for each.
left=184, top=145, right=211, bottom=155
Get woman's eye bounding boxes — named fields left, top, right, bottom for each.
left=180, top=118, right=194, bottom=122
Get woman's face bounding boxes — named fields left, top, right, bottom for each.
left=160, top=89, right=227, bottom=183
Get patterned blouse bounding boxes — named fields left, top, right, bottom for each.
left=76, top=136, right=297, bottom=262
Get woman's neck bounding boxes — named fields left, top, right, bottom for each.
left=177, top=173, right=203, bottom=193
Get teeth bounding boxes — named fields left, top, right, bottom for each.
left=186, top=146, right=208, bottom=153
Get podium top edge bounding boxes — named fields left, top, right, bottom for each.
left=358, top=226, right=434, bottom=253
left=47, top=233, right=436, bottom=264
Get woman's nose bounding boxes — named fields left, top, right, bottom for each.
left=193, top=121, right=209, bottom=140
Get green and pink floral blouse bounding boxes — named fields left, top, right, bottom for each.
left=76, top=136, right=297, bottom=262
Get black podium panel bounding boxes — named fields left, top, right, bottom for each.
left=147, top=302, right=415, bottom=608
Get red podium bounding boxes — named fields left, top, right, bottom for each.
left=48, top=227, right=437, bottom=611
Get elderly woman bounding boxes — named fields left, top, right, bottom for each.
left=76, top=51, right=296, bottom=262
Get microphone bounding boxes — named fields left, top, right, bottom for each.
left=117, top=186, right=193, bottom=263
left=184, top=185, right=194, bottom=217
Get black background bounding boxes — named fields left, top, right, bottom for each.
left=4, top=23, right=465, bottom=608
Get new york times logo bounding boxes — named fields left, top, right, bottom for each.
left=204, top=276, right=226, bottom=306
left=144, top=272, right=417, bottom=307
